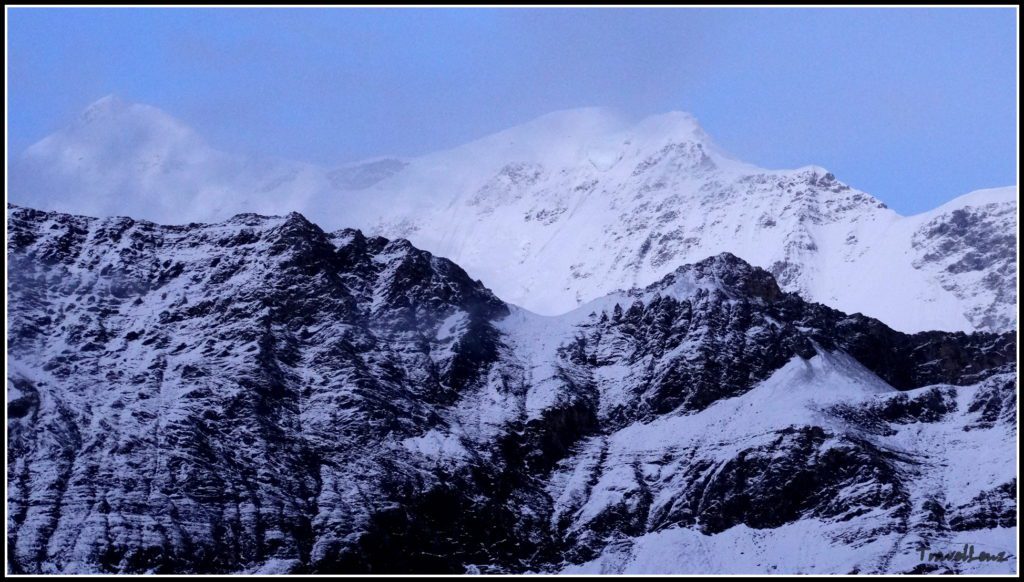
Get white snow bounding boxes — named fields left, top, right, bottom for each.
left=564, top=521, right=1016, bottom=575
left=607, top=351, right=895, bottom=458
left=434, top=310, right=467, bottom=341
left=401, top=429, right=470, bottom=463
left=547, top=350, right=1017, bottom=575
left=495, top=306, right=579, bottom=421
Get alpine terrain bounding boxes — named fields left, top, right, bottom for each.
left=7, top=205, right=1017, bottom=574
left=9, top=97, right=1017, bottom=334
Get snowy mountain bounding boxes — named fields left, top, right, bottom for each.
left=10, top=95, right=330, bottom=222
left=7, top=206, right=1016, bottom=574
left=9, top=98, right=1017, bottom=334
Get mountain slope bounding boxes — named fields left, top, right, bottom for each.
left=342, top=111, right=1017, bottom=334
left=7, top=206, right=1016, bottom=574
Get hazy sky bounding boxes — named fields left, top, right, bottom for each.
left=7, top=7, right=1018, bottom=214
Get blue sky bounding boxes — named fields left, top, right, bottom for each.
left=7, top=7, right=1017, bottom=214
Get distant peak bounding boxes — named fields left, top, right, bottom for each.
left=70, top=94, right=191, bottom=132
left=923, top=185, right=1018, bottom=217
left=91, top=93, right=124, bottom=106
left=20, top=95, right=204, bottom=160
left=794, top=164, right=830, bottom=176
left=79, top=94, right=130, bottom=122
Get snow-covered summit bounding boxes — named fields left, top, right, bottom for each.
left=8, top=97, right=1017, bottom=333
left=25, top=94, right=202, bottom=161
left=924, top=185, right=1017, bottom=214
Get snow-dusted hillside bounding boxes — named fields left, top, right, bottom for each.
left=7, top=206, right=1016, bottom=574
left=9, top=97, right=1017, bottom=333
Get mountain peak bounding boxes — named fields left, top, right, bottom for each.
left=71, top=95, right=191, bottom=134
left=80, top=92, right=125, bottom=110
left=79, top=93, right=129, bottom=120
left=921, top=185, right=1018, bottom=217
left=23, top=95, right=200, bottom=160
left=649, top=252, right=782, bottom=303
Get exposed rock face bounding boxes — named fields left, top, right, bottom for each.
left=7, top=206, right=517, bottom=574
left=911, top=199, right=1018, bottom=333
left=7, top=206, right=1017, bottom=574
